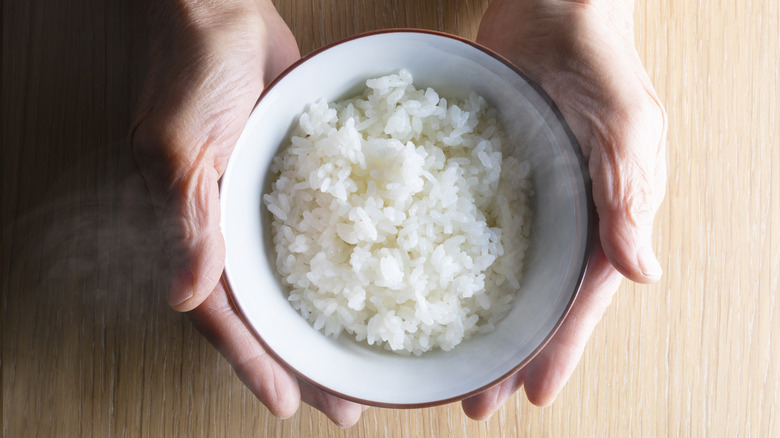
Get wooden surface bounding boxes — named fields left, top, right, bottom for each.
left=3, top=0, right=778, bottom=436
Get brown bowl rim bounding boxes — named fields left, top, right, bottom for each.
left=222, top=28, right=593, bottom=409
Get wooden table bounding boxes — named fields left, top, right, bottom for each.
left=3, top=0, right=778, bottom=436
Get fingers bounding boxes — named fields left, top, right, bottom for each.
left=298, top=380, right=366, bottom=428
left=187, top=279, right=366, bottom=426
left=461, top=239, right=621, bottom=418
left=188, top=280, right=301, bottom=418
left=188, top=280, right=365, bottom=426
left=461, top=371, right=525, bottom=420
left=522, top=238, right=622, bottom=406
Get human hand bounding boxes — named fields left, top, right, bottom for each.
left=130, top=0, right=365, bottom=426
left=464, top=0, right=667, bottom=419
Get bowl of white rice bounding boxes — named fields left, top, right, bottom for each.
left=220, top=30, right=591, bottom=407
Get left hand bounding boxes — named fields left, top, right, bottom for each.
left=130, top=0, right=365, bottom=427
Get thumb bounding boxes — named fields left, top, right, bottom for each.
left=164, top=165, right=226, bottom=311
left=129, top=111, right=231, bottom=312
left=589, top=102, right=666, bottom=284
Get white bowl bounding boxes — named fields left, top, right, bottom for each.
left=220, top=30, right=591, bottom=407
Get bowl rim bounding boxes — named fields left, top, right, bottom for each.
left=221, top=28, right=593, bottom=408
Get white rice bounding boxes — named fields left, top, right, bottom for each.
left=263, top=70, right=532, bottom=355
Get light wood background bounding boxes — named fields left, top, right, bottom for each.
left=3, top=0, right=778, bottom=436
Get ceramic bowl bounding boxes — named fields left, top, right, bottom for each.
left=220, top=30, right=591, bottom=407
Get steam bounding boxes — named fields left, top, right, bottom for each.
left=5, top=146, right=178, bottom=331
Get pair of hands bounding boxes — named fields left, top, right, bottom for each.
left=131, top=0, right=666, bottom=427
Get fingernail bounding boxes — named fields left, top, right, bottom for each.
left=169, top=271, right=194, bottom=307
left=637, top=246, right=662, bottom=281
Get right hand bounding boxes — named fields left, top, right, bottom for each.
left=464, top=0, right=667, bottom=419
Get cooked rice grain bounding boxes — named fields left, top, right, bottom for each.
left=264, top=70, right=532, bottom=355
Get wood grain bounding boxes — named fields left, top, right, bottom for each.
left=2, top=0, right=778, bottom=436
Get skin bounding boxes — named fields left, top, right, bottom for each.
left=462, top=0, right=667, bottom=419
left=131, top=0, right=364, bottom=426
left=131, top=0, right=666, bottom=427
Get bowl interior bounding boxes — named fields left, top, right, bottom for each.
left=220, top=31, right=590, bottom=407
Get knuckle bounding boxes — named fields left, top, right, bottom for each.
left=130, top=115, right=198, bottom=189
left=622, top=176, right=655, bottom=228
left=593, top=144, right=657, bottom=229
left=131, top=116, right=179, bottom=161
left=150, top=168, right=211, bottom=267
